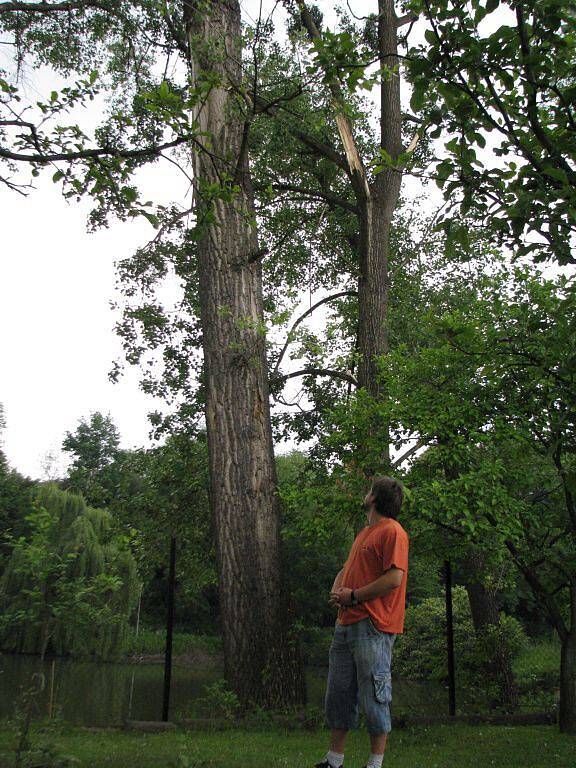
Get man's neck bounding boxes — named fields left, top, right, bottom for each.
left=367, top=509, right=386, bottom=526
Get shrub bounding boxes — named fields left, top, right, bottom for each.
left=196, top=679, right=240, bottom=721
left=393, top=586, right=528, bottom=686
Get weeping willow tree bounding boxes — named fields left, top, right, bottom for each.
left=0, top=484, right=140, bottom=660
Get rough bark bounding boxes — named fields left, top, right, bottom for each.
left=461, top=548, right=519, bottom=712
left=560, top=632, right=576, bottom=733
left=356, top=0, right=403, bottom=404
left=559, top=584, right=576, bottom=733
left=297, top=3, right=404, bottom=449
left=185, top=0, right=305, bottom=708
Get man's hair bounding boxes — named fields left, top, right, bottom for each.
left=371, top=476, right=404, bottom=519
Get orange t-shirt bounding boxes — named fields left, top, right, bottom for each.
left=338, top=517, right=409, bottom=633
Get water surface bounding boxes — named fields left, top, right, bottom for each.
left=0, top=653, right=450, bottom=725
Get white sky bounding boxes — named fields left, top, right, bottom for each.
left=0, top=1, right=349, bottom=478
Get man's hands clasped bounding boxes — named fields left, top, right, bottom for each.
left=329, top=586, right=356, bottom=608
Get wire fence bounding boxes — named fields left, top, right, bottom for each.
left=388, top=560, right=560, bottom=721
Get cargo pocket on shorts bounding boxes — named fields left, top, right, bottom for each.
left=372, top=672, right=392, bottom=704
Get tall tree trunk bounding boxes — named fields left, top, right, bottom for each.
left=185, top=0, right=305, bottom=709
left=559, top=584, right=576, bottom=733
left=560, top=631, right=576, bottom=733
left=461, top=548, right=519, bottom=712
left=296, top=1, right=405, bottom=474
left=357, top=0, right=402, bottom=402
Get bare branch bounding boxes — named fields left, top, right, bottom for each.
left=392, top=439, right=427, bottom=468
left=264, top=181, right=358, bottom=214
left=0, top=173, right=30, bottom=195
left=397, top=12, right=419, bottom=28
left=248, top=246, right=269, bottom=263
left=276, top=367, right=358, bottom=387
left=273, top=290, right=357, bottom=376
left=0, top=1, right=109, bottom=13
left=0, top=135, right=192, bottom=164
left=291, top=129, right=350, bottom=174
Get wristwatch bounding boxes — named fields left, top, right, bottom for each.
left=350, top=590, right=359, bottom=606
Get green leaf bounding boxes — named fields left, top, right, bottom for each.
left=141, top=210, right=160, bottom=228
left=410, top=81, right=427, bottom=112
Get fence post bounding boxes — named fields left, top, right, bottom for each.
left=444, top=559, right=456, bottom=716
left=162, top=536, right=177, bottom=722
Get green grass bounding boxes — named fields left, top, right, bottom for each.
left=0, top=723, right=574, bottom=768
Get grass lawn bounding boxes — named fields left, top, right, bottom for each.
left=0, top=723, right=574, bottom=768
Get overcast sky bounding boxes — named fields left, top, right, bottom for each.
left=0, top=1, right=359, bottom=479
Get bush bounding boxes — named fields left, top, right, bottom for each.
left=393, top=586, right=528, bottom=686
left=196, top=679, right=241, bottom=720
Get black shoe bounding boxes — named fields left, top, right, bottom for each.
left=314, top=762, right=340, bottom=768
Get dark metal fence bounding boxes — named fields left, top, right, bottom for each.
left=386, top=560, right=560, bottom=723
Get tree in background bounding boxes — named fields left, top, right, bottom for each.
left=0, top=405, right=35, bottom=568
left=276, top=450, right=354, bottom=630
left=109, top=431, right=217, bottom=634
left=62, top=412, right=121, bottom=508
left=0, top=484, right=140, bottom=660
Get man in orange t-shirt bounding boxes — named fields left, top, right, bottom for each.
left=314, top=477, right=409, bottom=768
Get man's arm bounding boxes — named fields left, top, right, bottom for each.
left=328, top=568, right=345, bottom=607
left=331, top=568, right=344, bottom=592
left=331, top=568, right=404, bottom=607
left=355, top=567, right=404, bottom=602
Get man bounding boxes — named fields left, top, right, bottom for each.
left=315, top=476, right=409, bottom=768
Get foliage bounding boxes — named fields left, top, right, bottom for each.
left=196, top=679, right=241, bottom=721
left=107, top=431, right=215, bottom=632
left=0, top=453, right=34, bottom=569
left=0, top=485, right=140, bottom=660
left=406, top=0, right=576, bottom=263
left=277, top=451, right=353, bottom=630
left=58, top=411, right=216, bottom=633
left=394, top=586, right=528, bottom=687
left=122, top=628, right=222, bottom=658
left=61, top=412, right=121, bottom=508
left=9, top=673, right=80, bottom=768
left=513, top=635, right=561, bottom=683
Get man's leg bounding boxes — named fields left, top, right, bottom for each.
left=366, top=732, right=388, bottom=766
left=354, top=622, right=396, bottom=767
left=317, top=625, right=359, bottom=767
left=369, top=733, right=388, bottom=755
left=329, top=728, right=349, bottom=753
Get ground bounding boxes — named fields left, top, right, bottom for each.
left=0, top=723, right=574, bottom=768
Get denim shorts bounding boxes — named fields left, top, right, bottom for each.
left=325, top=617, right=396, bottom=736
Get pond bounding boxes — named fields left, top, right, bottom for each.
left=0, top=653, right=451, bottom=726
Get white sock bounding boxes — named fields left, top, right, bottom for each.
left=325, top=750, right=344, bottom=767
left=366, top=754, right=384, bottom=768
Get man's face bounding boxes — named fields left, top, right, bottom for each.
left=363, top=490, right=374, bottom=519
